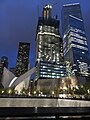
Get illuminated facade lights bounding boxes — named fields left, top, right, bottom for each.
left=15, top=42, right=30, bottom=77
left=0, top=56, right=8, bottom=69
left=61, top=3, right=90, bottom=77
left=35, top=5, right=66, bottom=79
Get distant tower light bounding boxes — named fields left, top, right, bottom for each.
left=43, top=4, right=52, bottom=19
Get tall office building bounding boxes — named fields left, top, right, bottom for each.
left=15, top=42, right=30, bottom=77
left=35, top=4, right=66, bottom=79
left=1, top=56, right=8, bottom=68
left=61, top=3, right=90, bottom=77
left=0, top=63, right=3, bottom=86
left=0, top=56, right=8, bottom=85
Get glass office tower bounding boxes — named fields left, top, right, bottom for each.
left=15, top=42, right=30, bottom=77
left=61, top=3, right=90, bottom=77
left=35, top=5, right=66, bottom=79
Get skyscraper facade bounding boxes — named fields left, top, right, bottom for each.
left=0, top=63, right=3, bottom=86
left=15, top=42, right=30, bottom=77
left=35, top=5, right=66, bottom=79
left=0, top=56, right=8, bottom=85
left=1, top=56, right=8, bottom=68
left=61, top=3, right=90, bottom=77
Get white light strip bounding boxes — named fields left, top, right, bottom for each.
left=71, top=43, right=88, bottom=50
left=9, top=77, right=18, bottom=87
left=69, top=15, right=83, bottom=21
left=38, top=32, right=60, bottom=38
left=63, top=3, right=80, bottom=7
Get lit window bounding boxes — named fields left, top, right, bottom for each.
left=82, top=52, right=85, bottom=54
left=71, top=44, right=88, bottom=51
left=71, top=37, right=87, bottom=45
left=43, top=66, right=46, bottom=68
left=39, top=45, right=41, bottom=48
left=52, top=76, right=55, bottom=78
left=60, top=66, right=63, bottom=68
left=73, top=64, right=76, bottom=66
left=57, top=76, right=60, bottom=78
left=55, top=68, right=59, bottom=70
left=39, top=26, right=43, bottom=31
left=60, top=71, right=63, bottom=73
left=61, top=74, right=64, bottom=76
left=52, top=73, right=55, bottom=75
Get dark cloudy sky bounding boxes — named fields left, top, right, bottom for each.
left=0, top=0, right=90, bottom=69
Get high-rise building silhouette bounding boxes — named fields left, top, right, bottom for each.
left=15, top=42, right=30, bottom=77
left=1, top=56, right=8, bottom=68
left=61, top=3, right=90, bottom=78
left=0, top=56, right=8, bottom=85
left=0, top=63, right=4, bottom=87
left=35, top=4, right=66, bottom=79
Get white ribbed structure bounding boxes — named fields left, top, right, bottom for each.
left=2, top=67, right=15, bottom=88
left=1, top=67, right=36, bottom=89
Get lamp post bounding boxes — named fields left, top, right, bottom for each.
left=52, top=91, right=54, bottom=97
left=34, top=91, right=36, bottom=96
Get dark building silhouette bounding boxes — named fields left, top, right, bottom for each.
left=61, top=3, right=90, bottom=80
left=35, top=5, right=66, bottom=80
left=0, top=56, right=8, bottom=87
left=15, top=42, right=30, bottom=77
left=0, top=63, right=3, bottom=86
left=1, top=56, right=8, bottom=69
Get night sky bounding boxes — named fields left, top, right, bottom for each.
left=0, top=0, right=90, bottom=69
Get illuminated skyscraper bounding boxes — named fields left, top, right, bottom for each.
left=15, top=42, right=30, bottom=77
left=35, top=5, right=66, bottom=79
left=61, top=3, right=90, bottom=77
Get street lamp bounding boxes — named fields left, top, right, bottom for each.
left=87, top=89, right=90, bottom=94
left=52, top=91, right=54, bottom=97
left=1, top=90, right=4, bottom=94
left=8, top=89, right=11, bottom=94
left=28, top=92, right=31, bottom=96
left=40, top=92, right=43, bottom=96
left=34, top=91, right=36, bottom=96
